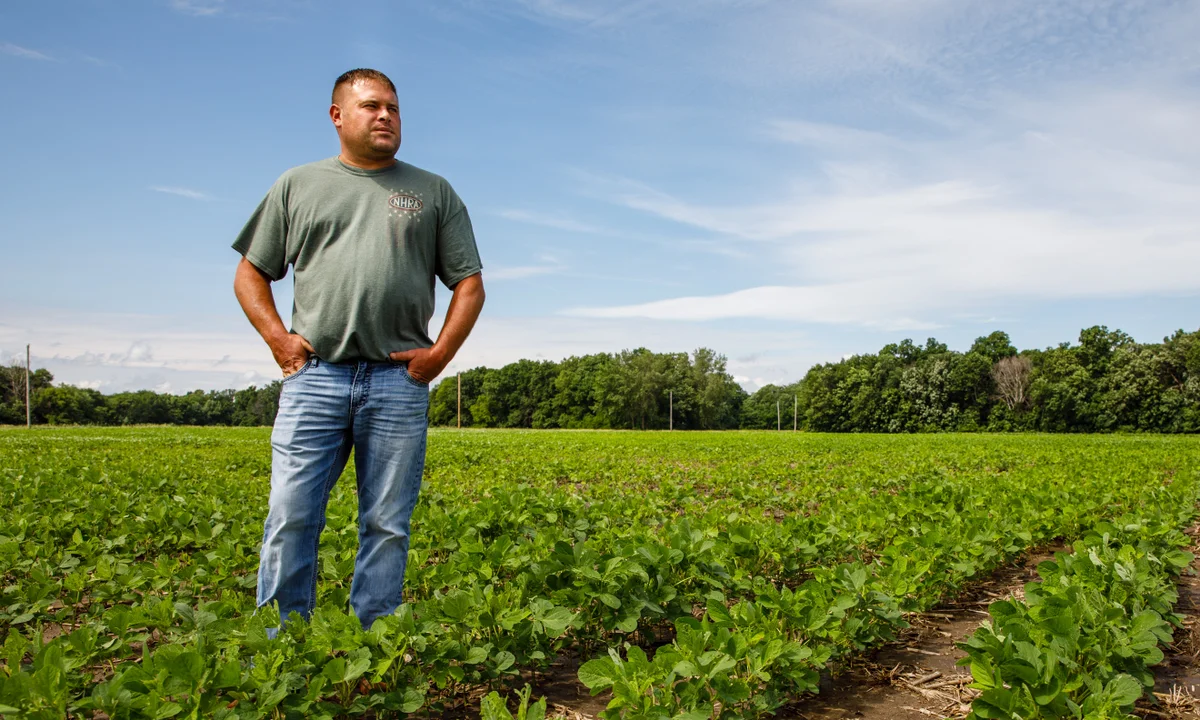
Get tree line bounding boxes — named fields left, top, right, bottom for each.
left=3, top=325, right=1197, bottom=432
left=0, top=373, right=280, bottom=427
left=742, top=326, right=1200, bottom=433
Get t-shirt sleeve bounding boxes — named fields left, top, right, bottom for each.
left=435, top=183, right=483, bottom=289
left=231, top=181, right=289, bottom=281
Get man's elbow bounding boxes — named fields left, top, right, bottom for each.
left=234, top=257, right=271, bottom=296
left=458, top=272, right=486, bottom=305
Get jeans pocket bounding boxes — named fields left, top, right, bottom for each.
left=282, top=357, right=315, bottom=383
left=400, top=364, right=429, bottom=388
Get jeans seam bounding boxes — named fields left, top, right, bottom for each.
left=307, top=433, right=350, bottom=614
left=359, top=365, right=373, bottom=414
left=401, top=364, right=428, bottom=388
left=350, top=362, right=370, bottom=418
left=282, top=356, right=314, bottom=384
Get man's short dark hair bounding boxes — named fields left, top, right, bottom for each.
left=332, top=69, right=397, bottom=104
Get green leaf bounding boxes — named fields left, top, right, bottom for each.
left=442, top=590, right=473, bottom=621
left=1032, top=675, right=1062, bottom=705
left=495, top=651, right=516, bottom=672
left=706, top=599, right=732, bottom=625
left=154, top=702, right=183, bottom=719
left=214, top=659, right=241, bottom=689
left=399, top=688, right=425, bottom=713
left=578, top=658, right=618, bottom=692
left=344, top=652, right=371, bottom=683
left=970, top=660, right=996, bottom=690
left=480, top=691, right=514, bottom=720
left=322, top=657, right=347, bottom=685
left=1104, top=674, right=1143, bottom=707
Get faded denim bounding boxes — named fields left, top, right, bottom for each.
left=256, top=357, right=428, bottom=631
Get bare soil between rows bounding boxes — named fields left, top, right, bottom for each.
left=512, top=548, right=1061, bottom=720
left=779, top=547, right=1061, bottom=720
left=1134, top=522, right=1200, bottom=720
left=471, top=524, right=1200, bottom=720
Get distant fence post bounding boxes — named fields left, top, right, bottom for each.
left=26, top=344, right=31, bottom=429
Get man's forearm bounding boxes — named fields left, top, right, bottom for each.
left=234, top=258, right=289, bottom=346
left=430, top=273, right=485, bottom=365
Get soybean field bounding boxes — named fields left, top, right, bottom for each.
left=2, top=428, right=1200, bottom=719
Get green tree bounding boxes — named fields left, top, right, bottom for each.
left=34, top=385, right=104, bottom=424
left=741, top=383, right=797, bottom=429
left=429, top=367, right=490, bottom=427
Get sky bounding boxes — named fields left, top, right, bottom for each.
left=1, top=0, right=1198, bottom=394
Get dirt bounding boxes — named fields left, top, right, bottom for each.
left=1135, top=523, right=1200, bottom=720
left=780, top=548, right=1061, bottom=720
left=468, top=529, right=1200, bottom=720
left=533, top=653, right=614, bottom=719
left=517, top=549, right=1059, bottom=720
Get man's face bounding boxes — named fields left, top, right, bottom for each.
left=331, top=79, right=401, bottom=160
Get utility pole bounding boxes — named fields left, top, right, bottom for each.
left=669, top=390, right=673, bottom=431
left=776, top=398, right=780, bottom=431
left=457, top=372, right=461, bottom=429
left=25, top=344, right=31, bottom=429
left=793, top=395, right=798, bottom=431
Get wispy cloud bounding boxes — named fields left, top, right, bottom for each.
left=170, top=0, right=225, bottom=17
left=150, top=186, right=214, bottom=201
left=489, top=0, right=761, bottom=30
left=488, top=254, right=568, bottom=281
left=765, top=119, right=899, bottom=153
left=497, top=209, right=603, bottom=234
left=81, top=54, right=119, bottom=68
left=2, top=42, right=54, bottom=61
left=0, top=308, right=282, bottom=392
left=571, top=81, right=1200, bottom=327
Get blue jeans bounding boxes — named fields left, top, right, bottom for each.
left=257, top=357, right=429, bottom=630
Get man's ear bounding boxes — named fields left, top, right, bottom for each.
left=329, top=103, right=342, bottom=128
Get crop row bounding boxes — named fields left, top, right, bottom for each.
left=961, top=511, right=1195, bottom=719
left=1, top=429, right=1198, bottom=718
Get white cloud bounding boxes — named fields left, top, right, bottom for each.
left=431, top=315, right=817, bottom=391
left=710, top=0, right=1194, bottom=90
left=488, top=265, right=558, bottom=281
left=0, top=309, right=280, bottom=392
left=3, top=308, right=827, bottom=393
left=504, top=0, right=748, bottom=27
left=150, top=185, right=214, bottom=201
left=571, top=79, right=1200, bottom=327
left=765, top=119, right=898, bottom=153
left=170, top=0, right=225, bottom=17
left=487, top=253, right=568, bottom=281
left=496, top=209, right=603, bottom=234
left=2, top=42, right=54, bottom=61
left=81, top=54, right=118, bottom=68
left=121, top=341, right=155, bottom=364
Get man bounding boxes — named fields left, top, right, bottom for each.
left=232, top=68, right=485, bottom=631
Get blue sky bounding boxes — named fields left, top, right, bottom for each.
left=1, top=0, right=1198, bottom=393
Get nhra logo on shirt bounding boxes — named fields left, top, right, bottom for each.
left=388, top=194, right=423, bottom=212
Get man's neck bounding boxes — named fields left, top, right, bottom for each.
left=338, top=152, right=397, bottom=171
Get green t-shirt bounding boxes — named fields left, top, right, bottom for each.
left=232, top=157, right=483, bottom=363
